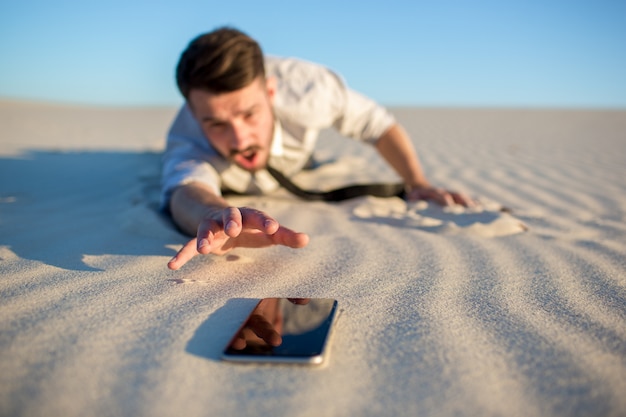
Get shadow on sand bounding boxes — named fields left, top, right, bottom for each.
left=185, top=298, right=258, bottom=361
left=0, top=150, right=186, bottom=271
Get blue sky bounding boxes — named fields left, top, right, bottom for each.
left=1, top=0, right=625, bottom=108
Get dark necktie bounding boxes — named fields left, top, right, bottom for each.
left=265, top=165, right=405, bottom=202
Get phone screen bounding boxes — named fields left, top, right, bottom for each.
left=222, top=298, right=338, bottom=365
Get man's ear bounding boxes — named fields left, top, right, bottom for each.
left=265, top=76, right=277, bottom=104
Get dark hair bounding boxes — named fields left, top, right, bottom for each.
left=176, top=27, right=265, bottom=99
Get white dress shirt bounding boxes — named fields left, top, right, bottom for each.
left=161, top=56, right=396, bottom=209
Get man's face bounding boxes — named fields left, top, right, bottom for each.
left=188, top=77, right=276, bottom=172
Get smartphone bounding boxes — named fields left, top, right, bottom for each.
left=222, top=298, right=338, bottom=365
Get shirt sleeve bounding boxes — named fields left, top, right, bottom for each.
left=268, top=57, right=396, bottom=145
left=160, top=105, right=222, bottom=211
left=334, top=87, right=397, bottom=145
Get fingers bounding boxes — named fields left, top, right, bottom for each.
left=230, top=334, right=248, bottom=350
left=433, top=189, right=471, bottom=207
left=231, top=320, right=282, bottom=350
left=248, top=314, right=282, bottom=347
left=217, top=207, right=303, bottom=249
left=222, top=207, right=243, bottom=237
left=219, top=207, right=280, bottom=238
left=195, top=207, right=273, bottom=254
left=168, top=237, right=199, bottom=270
left=451, top=191, right=476, bottom=207
left=223, top=226, right=309, bottom=251
left=240, top=207, right=280, bottom=235
left=407, top=187, right=450, bottom=205
left=288, top=298, right=311, bottom=305
left=167, top=206, right=308, bottom=270
left=408, top=187, right=475, bottom=207
left=269, top=226, right=309, bottom=248
left=434, top=190, right=455, bottom=207
left=196, top=217, right=224, bottom=255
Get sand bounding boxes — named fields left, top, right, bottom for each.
left=1, top=99, right=625, bottom=417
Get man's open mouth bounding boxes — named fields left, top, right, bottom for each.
left=231, top=147, right=262, bottom=170
left=241, top=149, right=256, bottom=161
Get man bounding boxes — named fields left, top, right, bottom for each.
left=164, top=27, right=472, bottom=270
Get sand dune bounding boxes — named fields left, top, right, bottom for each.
left=1, top=100, right=625, bottom=417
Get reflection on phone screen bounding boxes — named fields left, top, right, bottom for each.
left=223, top=298, right=338, bottom=364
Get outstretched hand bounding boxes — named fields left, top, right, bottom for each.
left=168, top=206, right=309, bottom=270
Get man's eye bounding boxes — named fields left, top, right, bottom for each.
left=208, top=122, right=226, bottom=130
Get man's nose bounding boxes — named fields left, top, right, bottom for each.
left=230, top=121, right=251, bottom=150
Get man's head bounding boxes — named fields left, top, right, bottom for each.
left=176, top=27, right=265, bottom=98
left=176, top=27, right=276, bottom=172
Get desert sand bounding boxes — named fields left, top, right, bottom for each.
left=1, top=99, right=625, bottom=417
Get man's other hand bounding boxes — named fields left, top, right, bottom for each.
left=406, top=186, right=475, bottom=207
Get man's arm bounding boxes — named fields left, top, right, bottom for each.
left=375, top=124, right=474, bottom=206
left=167, top=183, right=309, bottom=270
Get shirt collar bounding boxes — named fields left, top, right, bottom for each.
left=270, top=119, right=284, bottom=157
